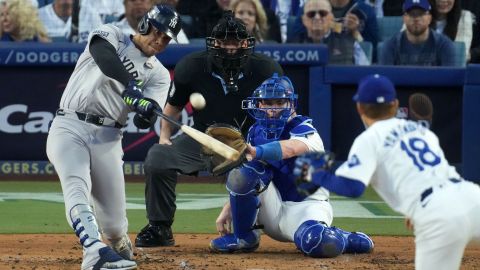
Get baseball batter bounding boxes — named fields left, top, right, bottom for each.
left=297, top=74, right=480, bottom=269
left=46, top=5, right=181, bottom=270
left=210, top=74, right=374, bottom=257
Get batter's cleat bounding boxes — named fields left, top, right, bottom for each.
left=82, top=243, right=137, bottom=270
left=209, top=232, right=260, bottom=253
left=111, top=234, right=134, bottom=260
left=135, top=224, right=175, bottom=247
left=332, top=227, right=374, bottom=254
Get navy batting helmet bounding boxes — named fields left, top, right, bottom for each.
left=138, top=5, right=181, bottom=42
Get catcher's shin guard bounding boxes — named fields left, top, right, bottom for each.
left=222, top=164, right=265, bottom=250
left=294, top=220, right=345, bottom=258
left=70, top=204, right=102, bottom=248
left=332, top=227, right=374, bottom=254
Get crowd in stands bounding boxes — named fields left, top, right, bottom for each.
left=0, top=0, right=479, bottom=65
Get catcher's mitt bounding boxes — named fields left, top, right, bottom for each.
left=203, top=123, right=247, bottom=176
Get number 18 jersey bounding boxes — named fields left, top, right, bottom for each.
left=335, top=118, right=460, bottom=217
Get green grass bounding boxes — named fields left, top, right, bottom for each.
left=0, top=181, right=411, bottom=236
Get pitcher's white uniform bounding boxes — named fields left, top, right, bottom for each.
left=336, top=118, right=480, bottom=270
left=46, top=23, right=170, bottom=244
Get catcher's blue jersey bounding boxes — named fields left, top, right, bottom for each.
left=248, top=115, right=316, bottom=202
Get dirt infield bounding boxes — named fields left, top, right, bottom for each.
left=1, top=234, right=479, bottom=270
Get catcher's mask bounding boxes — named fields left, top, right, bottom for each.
left=242, top=73, right=298, bottom=139
left=206, top=10, right=255, bottom=93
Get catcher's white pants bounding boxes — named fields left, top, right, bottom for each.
left=412, top=180, right=480, bottom=270
left=257, top=182, right=333, bottom=242
left=46, top=116, right=128, bottom=241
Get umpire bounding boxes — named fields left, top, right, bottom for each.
left=135, top=10, right=283, bottom=247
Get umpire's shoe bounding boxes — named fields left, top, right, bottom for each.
left=209, top=232, right=260, bottom=253
left=135, top=224, right=175, bottom=247
left=82, top=243, right=137, bottom=270
left=333, top=227, right=374, bottom=254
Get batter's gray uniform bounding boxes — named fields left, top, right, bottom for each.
left=46, top=23, right=170, bottom=247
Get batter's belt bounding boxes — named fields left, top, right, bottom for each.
left=56, top=109, right=124, bottom=128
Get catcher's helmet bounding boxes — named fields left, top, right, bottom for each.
left=242, top=73, right=298, bottom=139
left=206, top=10, right=255, bottom=92
left=138, top=5, right=181, bottom=42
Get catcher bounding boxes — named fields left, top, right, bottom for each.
left=207, top=73, right=374, bottom=257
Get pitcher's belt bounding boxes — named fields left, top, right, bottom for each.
left=56, top=109, right=123, bottom=129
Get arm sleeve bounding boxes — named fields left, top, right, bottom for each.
left=89, top=36, right=133, bottom=86
left=311, top=171, right=366, bottom=198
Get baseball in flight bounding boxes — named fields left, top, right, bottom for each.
left=189, top=92, right=206, bottom=110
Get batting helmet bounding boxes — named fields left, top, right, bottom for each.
left=242, top=73, right=298, bottom=139
left=138, top=5, right=181, bottom=42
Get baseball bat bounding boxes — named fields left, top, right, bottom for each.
left=153, top=108, right=240, bottom=161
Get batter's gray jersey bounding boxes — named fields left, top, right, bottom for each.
left=59, top=24, right=171, bottom=125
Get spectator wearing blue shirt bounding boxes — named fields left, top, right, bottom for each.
left=379, top=0, right=455, bottom=66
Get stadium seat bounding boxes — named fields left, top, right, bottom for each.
left=377, top=41, right=384, bottom=61
left=452, top=41, right=466, bottom=67
left=359, top=41, right=373, bottom=63
left=377, top=16, right=403, bottom=42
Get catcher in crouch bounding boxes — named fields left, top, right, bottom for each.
left=208, top=73, right=374, bottom=257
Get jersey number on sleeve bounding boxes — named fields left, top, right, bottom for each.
left=400, top=138, right=440, bottom=171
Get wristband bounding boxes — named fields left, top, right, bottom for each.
left=255, top=141, right=283, bottom=161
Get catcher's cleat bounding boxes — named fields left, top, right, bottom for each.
left=135, top=224, right=174, bottom=247
left=209, top=232, right=260, bottom=253
left=82, top=243, right=137, bottom=270
left=111, top=234, right=134, bottom=260
left=332, top=227, right=374, bottom=254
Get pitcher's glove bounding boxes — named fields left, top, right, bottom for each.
left=203, top=123, right=247, bottom=176
left=293, top=151, right=335, bottom=197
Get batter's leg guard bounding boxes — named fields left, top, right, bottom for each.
left=332, top=227, right=374, bottom=254
left=210, top=163, right=269, bottom=253
left=294, top=220, right=346, bottom=258
left=70, top=204, right=137, bottom=270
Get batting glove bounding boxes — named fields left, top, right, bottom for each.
left=122, top=80, right=154, bottom=117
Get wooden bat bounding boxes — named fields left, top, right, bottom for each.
left=153, top=108, right=240, bottom=161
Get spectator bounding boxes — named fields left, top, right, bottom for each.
left=329, top=0, right=378, bottom=44
left=260, top=0, right=301, bottom=42
left=231, top=0, right=273, bottom=43
left=429, top=0, right=474, bottom=61
left=113, top=0, right=153, bottom=36
left=0, top=0, right=50, bottom=42
left=87, top=0, right=125, bottom=23
left=154, top=0, right=189, bottom=43
left=290, top=0, right=378, bottom=46
left=379, top=0, right=455, bottom=66
left=364, top=0, right=384, bottom=17
left=38, top=0, right=103, bottom=42
left=291, top=0, right=369, bottom=65
left=461, top=0, right=480, bottom=62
